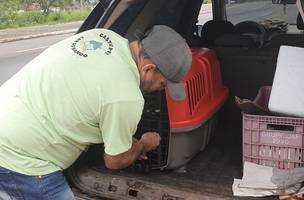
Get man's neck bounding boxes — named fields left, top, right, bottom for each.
left=129, top=41, right=141, bottom=70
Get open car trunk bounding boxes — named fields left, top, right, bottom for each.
left=68, top=124, right=249, bottom=200
left=66, top=0, right=304, bottom=199
left=66, top=47, right=279, bottom=200
left=68, top=119, right=276, bottom=200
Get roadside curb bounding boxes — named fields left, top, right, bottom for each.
left=0, top=29, right=77, bottom=43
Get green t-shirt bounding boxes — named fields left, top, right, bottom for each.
left=0, top=29, right=144, bottom=175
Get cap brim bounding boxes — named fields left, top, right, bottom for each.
left=166, top=82, right=186, bottom=101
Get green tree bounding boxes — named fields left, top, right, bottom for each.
left=19, top=0, right=33, bottom=10
left=0, top=0, right=21, bottom=27
left=19, top=0, right=73, bottom=14
left=37, top=0, right=70, bottom=13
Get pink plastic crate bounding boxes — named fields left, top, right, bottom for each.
left=243, top=86, right=304, bottom=169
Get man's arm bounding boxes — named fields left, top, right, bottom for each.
left=104, top=132, right=160, bottom=170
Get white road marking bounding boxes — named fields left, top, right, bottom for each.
left=16, top=46, right=49, bottom=53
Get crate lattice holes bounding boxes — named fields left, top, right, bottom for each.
left=243, top=114, right=304, bottom=169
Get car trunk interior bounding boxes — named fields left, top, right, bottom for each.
left=67, top=0, right=303, bottom=199
left=68, top=46, right=279, bottom=199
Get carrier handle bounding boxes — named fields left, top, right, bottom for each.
left=266, top=124, right=295, bottom=131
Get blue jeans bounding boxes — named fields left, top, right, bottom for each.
left=0, top=167, right=75, bottom=200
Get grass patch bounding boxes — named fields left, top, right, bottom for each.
left=0, top=9, right=90, bottom=29
left=46, top=9, right=90, bottom=23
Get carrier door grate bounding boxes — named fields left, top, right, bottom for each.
left=133, top=91, right=170, bottom=171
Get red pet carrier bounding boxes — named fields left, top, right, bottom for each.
left=135, top=48, right=229, bottom=170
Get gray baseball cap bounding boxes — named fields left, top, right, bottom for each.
left=141, top=25, right=192, bottom=101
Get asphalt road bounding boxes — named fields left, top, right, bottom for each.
left=226, top=2, right=297, bottom=24
left=0, top=21, right=81, bottom=42
left=198, top=2, right=297, bottom=25
left=0, top=33, right=73, bottom=85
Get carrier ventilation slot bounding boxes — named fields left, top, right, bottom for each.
left=186, top=72, right=205, bottom=115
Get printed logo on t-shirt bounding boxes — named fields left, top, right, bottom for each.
left=99, top=32, right=114, bottom=55
left=71, top=32, right=114, bottom=58
left=85, top=40, right=103, bottom=50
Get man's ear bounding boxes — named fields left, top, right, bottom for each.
left=139, top=62, right=156, bottom=80
left=142, top=63, right=157, bottom=73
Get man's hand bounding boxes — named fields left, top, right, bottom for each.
left=140, top=132, right=161, bottom=152
left=132, top=138, right=147, bottom=160
left=132, top=133, right=161, bottom=160
left=103, top=132, right=161, bottom=169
